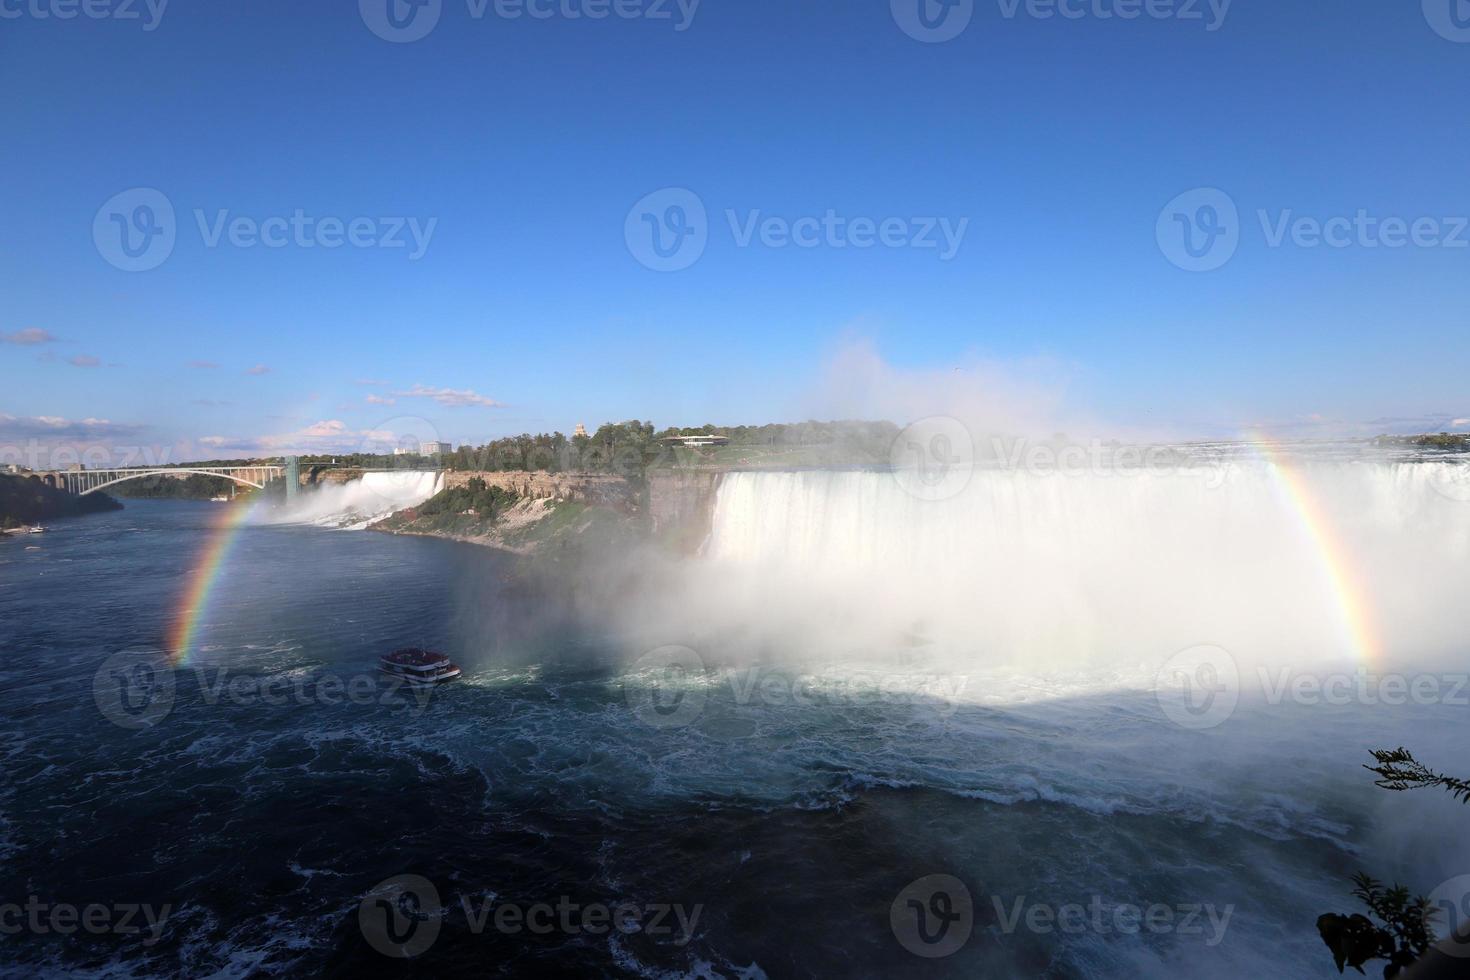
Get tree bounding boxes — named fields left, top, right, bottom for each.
left=1318, top=748, right=1467, bottom=977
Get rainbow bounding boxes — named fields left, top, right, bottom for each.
left=1249, top=432, right=1381, bottom=665
left=167, top=497, right=261, bottom=664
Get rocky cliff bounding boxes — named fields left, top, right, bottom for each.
left=646, top=470, right=722, bottom=552
left=442, top=470, right=635, bottom=508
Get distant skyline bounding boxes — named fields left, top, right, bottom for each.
left=4, top=1, right=1470, bottom=463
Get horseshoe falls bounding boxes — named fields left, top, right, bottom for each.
left=703, top=463, right=1469, bottom=670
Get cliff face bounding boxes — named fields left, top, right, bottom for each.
left=647, top=470, right=722, bottom=552
left=443, top=470, right=635, bottom=509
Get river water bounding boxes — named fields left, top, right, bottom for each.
left=1, top=469, right=1466, bottom=978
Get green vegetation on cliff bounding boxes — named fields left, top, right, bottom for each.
left=426, top=419, right=899, bottom=475
left=0, top=474, right=122, bottom=528
left=287, top=419, right=900, bottom=478
left=373, top=478, right=641, bottom=561
left=109, top=473, right=239, bottom=499
left=1373, top=432, right=1470, bottom=453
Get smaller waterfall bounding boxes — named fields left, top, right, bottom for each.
left=262, top=471, right=443, bottom=529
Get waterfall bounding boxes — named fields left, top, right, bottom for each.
left=262, top=471, right=443, bottom=529
left=704, top=463, right=1470, bottom=669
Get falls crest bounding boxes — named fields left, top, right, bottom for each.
left=705, top=464, right=1469, bottom=668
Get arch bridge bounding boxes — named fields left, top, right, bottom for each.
left=44, top=466, right=285, bottom=496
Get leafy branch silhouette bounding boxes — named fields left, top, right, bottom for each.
left=1316, top=748, right=1464, bottom=978
left=1365, top=748, right=1470, bottom=805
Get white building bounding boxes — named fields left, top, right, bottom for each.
left=662, top=434, right=729, bottom=448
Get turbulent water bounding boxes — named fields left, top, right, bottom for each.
left=1, top=460, right=1467, bottom=978
left=262, top=471, right=443, bottom=529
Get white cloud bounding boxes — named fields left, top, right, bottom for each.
left=190, top=418, right=428, bottom=458
left=68, top=354, right=101, bottom=368
left=245, top=364, right=271, bottom=376
left=301, top=420, right=347, bottom=438
left=365, top=394, right=396, bottom=406
left=393, top=384, right=500, bottom=408
left=1, top=327, right=56, bottom=346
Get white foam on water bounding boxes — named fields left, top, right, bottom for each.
left=258, top=471, right=443, bottom=529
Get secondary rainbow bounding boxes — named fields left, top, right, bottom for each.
left=1249, top=432, right=1381, bottom=665
left=167, top=497, right=261, bottom=664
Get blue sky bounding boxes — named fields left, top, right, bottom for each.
left=3, top=0, right=1469, bottom=462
